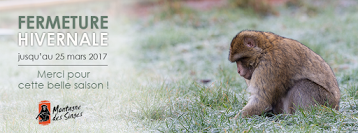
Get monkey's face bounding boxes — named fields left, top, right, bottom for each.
left=236, top=60, right=254, bottom=80
left=229, top=31, right=263, bottom=80
left=42, top=105, right=47, bottom=111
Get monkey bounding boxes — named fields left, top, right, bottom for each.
left=228, top=30, right=340, bottom=117
left=36, top=105, right=50, bottom=122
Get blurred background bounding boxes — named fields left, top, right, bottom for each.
left=1, top=0, right=358, bottom=132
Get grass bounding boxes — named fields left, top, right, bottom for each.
left=128, top=2, right=358, bottom=132
left=1, top=0, right=358, bottom=132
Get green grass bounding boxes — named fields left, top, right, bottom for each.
left=128, top=3, right=358, bottom=132
left=1, top=1, right=358, bottom=132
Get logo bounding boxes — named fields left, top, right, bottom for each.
left=36, top=100, right=51, bottom=125
left=36, top=100, right=83, bottom=125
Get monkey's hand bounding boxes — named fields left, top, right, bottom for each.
left=240, top=96, right=272, bottom=118
left=233, top=111, right=241, bottom=119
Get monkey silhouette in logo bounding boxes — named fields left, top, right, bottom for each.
left=36, top=105, right=50, bottom=122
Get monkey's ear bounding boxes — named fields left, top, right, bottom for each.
left=244, top=37, right=255, bottom=48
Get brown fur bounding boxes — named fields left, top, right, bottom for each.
left=229, top=30, right=340, bottom=117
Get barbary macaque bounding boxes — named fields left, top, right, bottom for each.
left=228, top=30, right=340, bottom=117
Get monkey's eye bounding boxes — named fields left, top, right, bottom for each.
left=237, top=57, right=249, bottom=62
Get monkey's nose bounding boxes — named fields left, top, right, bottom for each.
left=238, top=69, right=245, bottom=77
